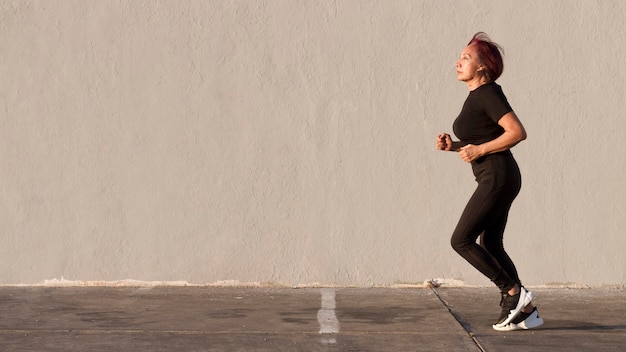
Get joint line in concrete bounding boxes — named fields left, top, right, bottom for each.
left=430, top=287, right=487, bottom=352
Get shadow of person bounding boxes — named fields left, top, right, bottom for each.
left=539, top=320, right=626, bottom=331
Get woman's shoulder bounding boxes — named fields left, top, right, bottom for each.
left=474, top=82, right=506, bottom=99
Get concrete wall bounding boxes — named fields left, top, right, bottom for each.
left=1, top=1, right=625, bottom=287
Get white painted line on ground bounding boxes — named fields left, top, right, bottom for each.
left=317, top=288, right=339, bottom=344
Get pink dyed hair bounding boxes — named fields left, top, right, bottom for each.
left=468, top=32, right=504, bottom=81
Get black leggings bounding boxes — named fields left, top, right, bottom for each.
left=450, top=151, right=522, bottom=293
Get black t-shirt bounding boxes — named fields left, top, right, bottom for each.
left=453, top=82, right=513, bottom=146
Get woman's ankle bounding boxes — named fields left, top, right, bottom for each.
left=521, top=304, right=534, bottom=313
left=507, top=284, right=520, bottom=296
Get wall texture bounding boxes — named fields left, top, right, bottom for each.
left=1, top=1, right=625, bottom=287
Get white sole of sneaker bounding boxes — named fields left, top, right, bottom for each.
left=517, top=312, right=544, bottom=330
left=493, top=287, right=535, bottom=328
left=493, top=309, right=544, bottom=331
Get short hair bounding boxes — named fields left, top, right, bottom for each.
left=467, top=32, right=504, bottom=81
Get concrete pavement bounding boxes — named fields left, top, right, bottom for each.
left=0, top=286, right=624, bottom=351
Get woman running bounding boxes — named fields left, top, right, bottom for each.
left=436, top=32, right=543, bottom=331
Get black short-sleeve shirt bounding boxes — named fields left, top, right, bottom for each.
left=453, top=82, right=513, bottom=146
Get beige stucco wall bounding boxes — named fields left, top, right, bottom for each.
left=1, top=1, right=625, bottom=287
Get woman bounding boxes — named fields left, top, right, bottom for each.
left=436, top=32, right=543, bottom=331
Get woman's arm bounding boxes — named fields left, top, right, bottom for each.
left=436, top=133, right=465, bottom=151
left=458, top=111, right=526, bottom=163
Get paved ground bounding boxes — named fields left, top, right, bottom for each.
left=0, top=286, right=624, bottom=351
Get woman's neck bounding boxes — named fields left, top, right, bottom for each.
left=466, top=76, right=490, bottom=91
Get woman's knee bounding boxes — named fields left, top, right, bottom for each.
left=450, top=234, right=468, bottom=253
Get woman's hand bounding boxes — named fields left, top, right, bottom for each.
left=459, top=144, right=484, bottom=163
left=436, top=133, right=453, bottom=151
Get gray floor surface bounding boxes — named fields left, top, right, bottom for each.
left=0, top=286, right=624, bottom=351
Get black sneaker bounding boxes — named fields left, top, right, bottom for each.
left=492, top=286, right=535, bottom=328
left=495, top=291, right=520, bottom=325
left=493, top=307, right=544, bottom=331
left=511, top=307, right=534, bottom=324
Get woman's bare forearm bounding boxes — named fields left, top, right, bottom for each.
left=450, top=141, right=464, bottom=152
left=478, top=130, right=526, bottom=156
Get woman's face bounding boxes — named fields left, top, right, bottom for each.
left=455, top=44, right=483, bottom=83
